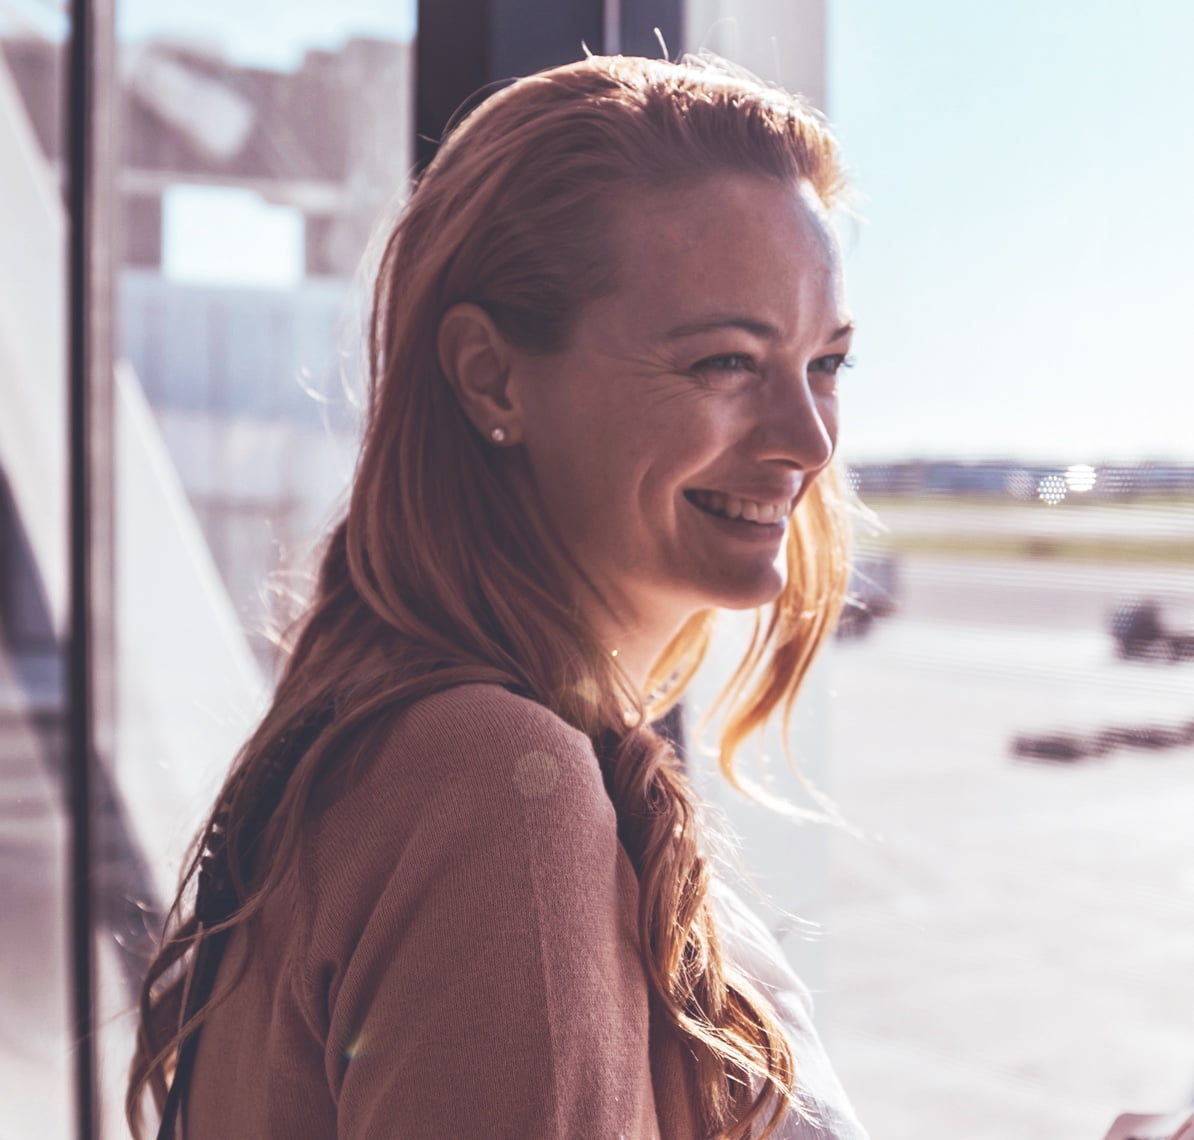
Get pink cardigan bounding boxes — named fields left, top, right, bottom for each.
left=186, top=684, right=700, bottom=1137
left=184, top=683, right=865, bottom=1139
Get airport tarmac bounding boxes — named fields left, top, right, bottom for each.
left=870, top=500, right=1194, bottom=542
left=819, top=555, right=1194, bottom=1140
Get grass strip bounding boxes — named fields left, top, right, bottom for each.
left=885, top=534, right=1194, bottom=565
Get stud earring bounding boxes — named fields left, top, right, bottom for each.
left=490, top=426, right=508, bottom=444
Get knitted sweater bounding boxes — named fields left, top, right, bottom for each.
left=185, top=683, right=866, bottom=1139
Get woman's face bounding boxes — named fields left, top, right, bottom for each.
left=512, top=174, right=853, bottom=642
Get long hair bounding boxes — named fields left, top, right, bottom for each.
left=128, top=54, right=852, bottom=1140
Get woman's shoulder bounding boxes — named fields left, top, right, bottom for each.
left=306, top=682, right=614, bottom=882
left=399, top=680, right=596, bottom=768
left=375, top=680, right=604, bottom=805
left=279, top=684, right=654, bottom=1139
left=294, top=682, right=634, bottom=1018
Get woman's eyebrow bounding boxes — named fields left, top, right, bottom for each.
left=664, top=315, right=781, bottom=340
left=827, top=321, right=855, bottom=343
left=664, top=316, right=856, bottom=342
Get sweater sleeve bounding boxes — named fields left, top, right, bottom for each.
left=304, top=685, right=662, bottom=1140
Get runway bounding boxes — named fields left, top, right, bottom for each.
left=870, top=500, right=1194, bottom=542
left=822, top=555, right=1194, bottom=1140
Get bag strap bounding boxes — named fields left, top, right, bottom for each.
left=154, top=706, right=335, bottom=1140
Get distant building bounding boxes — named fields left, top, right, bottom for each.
left=847, top=459, right=1194, bottom=501
left=3, top=34, right=412, bottom=276
left=3, top=34, right=412, bottom=664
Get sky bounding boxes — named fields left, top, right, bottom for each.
left=9, top=0, right=1189, bottom=463
left=826, top=0, right=1194, bottom=463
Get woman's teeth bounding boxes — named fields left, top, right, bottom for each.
left=688, top=490, right=793, bottom=524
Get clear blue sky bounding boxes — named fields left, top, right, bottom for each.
left=828, top=0, right=1193, bottom=463
left=34, top=0, right=1191, bottom=463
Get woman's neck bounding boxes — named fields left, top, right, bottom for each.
left=588, top=604, right=691, bottom=695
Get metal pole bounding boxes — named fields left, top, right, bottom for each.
left=604, top=0, right=622, bottom=54
left=66, top=0, right=98, bottom=1133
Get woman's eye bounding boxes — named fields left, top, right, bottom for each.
left=810, top=352, right=856, bottom=377
left=691, top=353, right=756, bottom=377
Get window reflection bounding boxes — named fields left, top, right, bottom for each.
left=0, top=475, right=71, bottom=1138
left=0, top=25, right=72, bottom=1140
left=690, top=3, right=1194, bottom=1136
left=100, top=15, right=416, bottom=1136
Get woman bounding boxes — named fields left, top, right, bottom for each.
left=128, top=54, right=867, bottom=1140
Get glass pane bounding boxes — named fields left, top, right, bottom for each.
left=101, top=3, right=415, bottom=1135
left=686, top=3, right=1194, bottom=1138
left=680, top=0, right=839, bottom=991
left=0, top=12, right=73, bottom=1137
left=822, top=5, right=1194, bottom=1139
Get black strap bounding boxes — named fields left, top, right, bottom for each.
left=154, top=707, right=334, bottom=1140
left=154, top=930, right=224, bottom=1139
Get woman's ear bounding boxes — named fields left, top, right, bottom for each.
left=436, top=303, right=524, bottom=445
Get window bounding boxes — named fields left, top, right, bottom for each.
left=686, top=3, right=1194, bottom=1136
left=5, top=2, right=1191, bottom=1136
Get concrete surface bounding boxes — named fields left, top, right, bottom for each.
left=818, top=556, right=1194, bottom=1140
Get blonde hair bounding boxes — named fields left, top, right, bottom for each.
left=128, top=54, right=851, bottom=1139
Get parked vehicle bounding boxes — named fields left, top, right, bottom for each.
left=1011, top=720, right=1194, bottom=764
left=1109, top=599, right=1194, bottom=662
left=836, top=553, right=900, bottom=639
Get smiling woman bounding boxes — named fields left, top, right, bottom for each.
left=128, top=54, right=868, bottom=1140
left=441, top=175, right=854, bottom=683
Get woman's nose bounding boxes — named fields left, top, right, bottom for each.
left=755, top=371, right=837, bottom=473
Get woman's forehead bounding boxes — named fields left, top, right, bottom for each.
left=590, top=174, right=847, bottom=344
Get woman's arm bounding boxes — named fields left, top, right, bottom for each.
left=306, top=684, right=662, bottom=1140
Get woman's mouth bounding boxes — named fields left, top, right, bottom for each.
left=684, top=489, right=796, bottom=525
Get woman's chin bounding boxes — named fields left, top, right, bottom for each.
left=699, top=565, right=787, bottom=614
